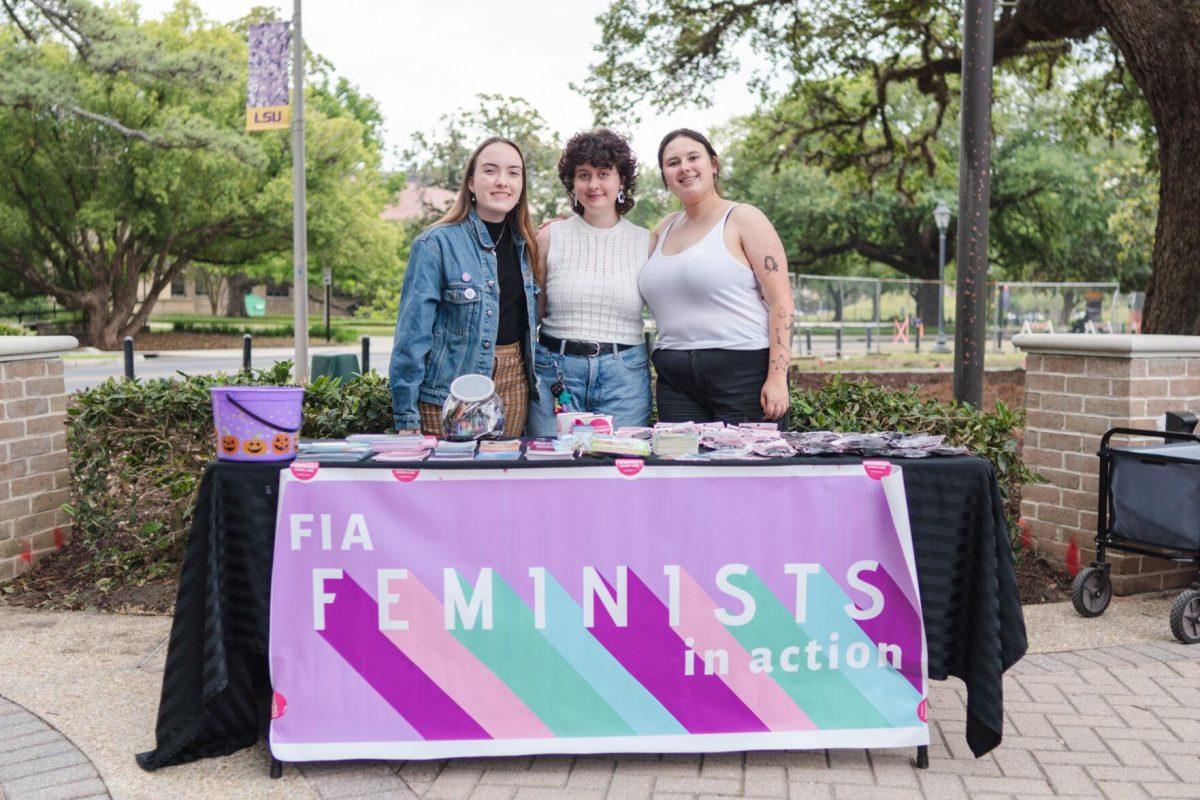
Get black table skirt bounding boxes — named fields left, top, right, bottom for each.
left=136, top=455, right=1026, bottom=770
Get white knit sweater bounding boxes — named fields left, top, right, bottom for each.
left=540, top=215, right=650, bottom=346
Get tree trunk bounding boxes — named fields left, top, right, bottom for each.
left=1096, top=0, right=1200, bottom=334
left=913, top=282, right=941, bottom=330
left=1059, top=289, right=1078, bottom=329
left=224, top=273, right=255, bottom=317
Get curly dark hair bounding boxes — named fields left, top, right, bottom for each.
left=558, top=129, right=638, bottom=216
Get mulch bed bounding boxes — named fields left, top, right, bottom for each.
left=3, top=543, right=177, bottom=615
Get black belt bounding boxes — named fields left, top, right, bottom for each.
left=539, top=332, right=637, bottom=357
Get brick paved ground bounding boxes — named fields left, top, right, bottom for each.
left=2, top=606, right=1199, bottom=799
left=0, top=697, right=108, bottom=800
left=289, top=640, right=1200, bottom=800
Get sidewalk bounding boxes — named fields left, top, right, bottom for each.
left=1, top=593, right=1198, bottom=800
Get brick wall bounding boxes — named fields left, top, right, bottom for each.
left=1014, top=334, right=1200, bottom=594
left=0, top=356, right=71, bottom=581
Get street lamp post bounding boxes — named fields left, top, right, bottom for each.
left=933, top=200, right=951, bottom=353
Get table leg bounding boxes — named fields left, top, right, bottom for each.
left=914, top=745, right=929, bottom=769
left=270, top=757, right=284, bottom=779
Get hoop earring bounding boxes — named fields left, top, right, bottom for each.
left=617, top=188, right=626, bottom=204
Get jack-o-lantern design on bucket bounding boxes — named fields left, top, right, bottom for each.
left=220, top=433, right=239, bottom=455
left=243, top=436, right=268, bottom=456
left=271, top=433, right=293, bottom=455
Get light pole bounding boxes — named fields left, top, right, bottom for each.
left=933, top=200, right=951, bottom=353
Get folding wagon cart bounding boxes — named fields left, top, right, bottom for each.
left=1071, top=428, right=1200, bottom=644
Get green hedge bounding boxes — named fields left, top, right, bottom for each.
left=58, top=369, right=1034, bottom=596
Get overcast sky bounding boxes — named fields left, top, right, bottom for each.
left=137, top=0, right=763, bottom=169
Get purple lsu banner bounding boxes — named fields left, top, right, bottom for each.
left=269, top=462, right=928, bottom=761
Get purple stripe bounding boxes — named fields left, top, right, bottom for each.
left=853, top=565, right=923, bottom=692
left=319, top=574, right=491, bottom=741
left=589, top=570, right=768, bottom=735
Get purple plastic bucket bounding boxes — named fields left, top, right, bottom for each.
left=210, top=386, right=305, bottom=462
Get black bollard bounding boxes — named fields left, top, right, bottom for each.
left=866, top=327, right=873, bottom=353
left=123, top=336, right=134, bottom=380
left=914, top=325, right=921, bottom=353
left=242, top=333, right=252, bottom=371
left=835, top=327, right=843, bottom=359
left=995, top=326, right=1003, bottom=352
left=361, top=336, right=371, bottom=375
left=805, top=328, right=813, bottom=355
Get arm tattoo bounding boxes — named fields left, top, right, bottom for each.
left=764, top=255, right=780, bottom=273
left=771, top=354, right=789, bottom=373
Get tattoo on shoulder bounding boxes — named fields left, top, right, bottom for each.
left=764, top=255, right=780, bottom=273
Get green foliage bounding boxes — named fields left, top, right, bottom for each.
left=0, top=322, right=26, bottom=335
left=790, top=376, right=1039, bottom=539
left=403, top=94, right=566, bottom=223
left=167, top=319, right=357, bottom=344
left=63, top=363, right=391, bottom=592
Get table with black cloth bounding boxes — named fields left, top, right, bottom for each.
left=136, top=454, right=1027, bottom=771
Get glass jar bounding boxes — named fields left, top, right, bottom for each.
left=440, top=374, right=506, bottom=441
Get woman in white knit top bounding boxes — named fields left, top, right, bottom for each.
left=527, top=129, right=652, bottom=437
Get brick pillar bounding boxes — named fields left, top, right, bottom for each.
left=0, top=337, right=77, bottom=582
left=1013, top=334, right=1200, bottom=594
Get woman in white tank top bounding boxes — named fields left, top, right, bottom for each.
left=639, top=129, right=795, bottom=425
left=527, top=129, right=653, bottom=437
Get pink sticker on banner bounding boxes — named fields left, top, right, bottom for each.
left=290, top=461, right=320, bottom=481
left=392, top=469, right=420, bottom=483
left=863, top=460, right=892, bottom=480
left=917, top=699, right=928, bottom=722
left=272, top=691, right=287, bottom=719
left=615, top=459, right=643, bottom=477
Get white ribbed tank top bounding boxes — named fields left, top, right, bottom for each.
left=639, top=205, right=769, bottom=350
left=540, top=215, right=650, bottom=345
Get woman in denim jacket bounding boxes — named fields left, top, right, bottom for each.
left=389, top=137, right=541, bottom=437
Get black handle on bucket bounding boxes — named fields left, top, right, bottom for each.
left=226, top=394, right=303, bottom=433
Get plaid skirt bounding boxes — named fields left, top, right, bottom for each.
left=419, top=342, right=528, bottom=439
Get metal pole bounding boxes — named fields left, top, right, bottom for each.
left=995, top=284, right=1004, bottom=352
left=952, top=0, right=994, bottom=407
left=934, top=233, right=949, bottom=353
left=805, top=328, right=812, bottom=355
left=361, top=335, right=370, bottom=375
left=324, top=280, right=331, bottom=343
left=291, top=0, right=309, bottom=383
left=123, top=336, right=134, bottom=380
left=243, top=333, right=252, bottom=371
left=835, top=327, right=843, bottom=359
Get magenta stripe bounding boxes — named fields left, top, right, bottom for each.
left=853, top=565, right=923, bottom=692
left=589, top=570, right=768, bottom=735
left=319, top=574, right=490, bottom=741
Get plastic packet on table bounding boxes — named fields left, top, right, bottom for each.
left=701, top=428, right=747, bottom=449
left=615, top=427, right=654, bottom=440
left=881, top=448, right=931, bottom=459
left=830, top=433, right=890, bottom=454
left=888, top=433, right=945, bottom=450
left=931, top=444, right=970, bottom=456
left=751, top=440, right=797, bottom=458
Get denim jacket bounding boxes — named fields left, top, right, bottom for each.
left=389, top=210, right=540, bottom=430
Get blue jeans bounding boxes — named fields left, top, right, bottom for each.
left=528, top=341, right=652, bottom=437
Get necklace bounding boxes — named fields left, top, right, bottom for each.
left=472, top=220, right=508, bottom=254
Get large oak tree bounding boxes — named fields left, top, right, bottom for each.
left=581, top=0, right=1199, bottom=334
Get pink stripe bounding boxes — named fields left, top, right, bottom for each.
left=381, top=575, right=553, bottom=739
left=678, top=569, right=816, bottom=731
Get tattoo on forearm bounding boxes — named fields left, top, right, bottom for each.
left=764, top=255, right=780, bottom=273
left=771, top=354, right=789, bottom=373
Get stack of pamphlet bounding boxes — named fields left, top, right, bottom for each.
left=349, top=433, right=436, bottom=462
left=295, top=440, right=372, bottom=462
left=587, top=435, right=652, bottom=457
left=429, top=440, right=477, bottom=461
left=524, top=438, right=577, bottom=461
left=651, top=429, right=700, bottom=457
left=475, top=440, right=522, bottom=461
left=555, top=412, right=614, bottom=437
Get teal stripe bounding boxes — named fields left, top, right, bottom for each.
left=450, top=573, right=633, bottom=737
left=801, top=570, right=923, bottom=728
left=724, top=570, right=890, bottom=729
left=538, top=574, right=686, bottom=735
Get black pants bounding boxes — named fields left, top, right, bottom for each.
left=652, top=348, right=787, bottom=427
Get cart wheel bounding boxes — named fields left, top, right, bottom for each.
left=1169, top=589, right=1200, bottom=644
left=1071, top=567, right=1112, bottom=617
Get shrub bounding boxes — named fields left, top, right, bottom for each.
left=0, top=322, right=27, bottom=335
left=169, top=320, right=357, bottom=344
left=62, top=363, right=390, bottom=592
left=790, top=376, right=1039, bottom=539
left=56, top=370, right=1033, bottom=598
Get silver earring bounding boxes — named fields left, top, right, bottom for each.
left=470, top=192, right=476, bottom=204
left=617, top=188, right=626, bottom=204
left=571, top=192, right=577, bottom=206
